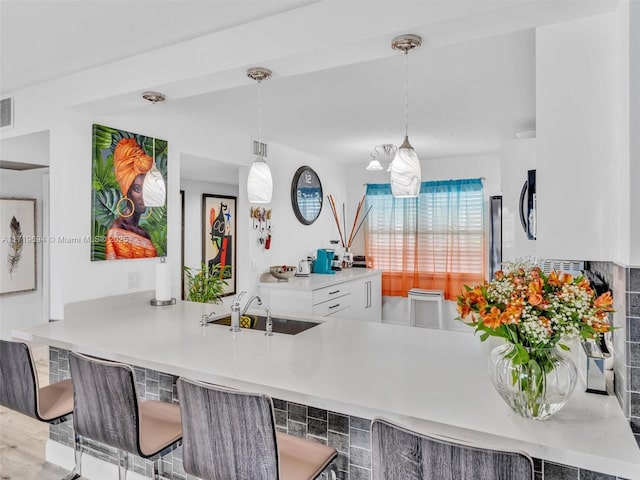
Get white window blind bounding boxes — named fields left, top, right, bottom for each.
left=365, top=179, right=484, bottom=275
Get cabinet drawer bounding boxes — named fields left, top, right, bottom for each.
left=312, top=295, right=351, bottom=317
left=312, top=283, right=351, bottom=305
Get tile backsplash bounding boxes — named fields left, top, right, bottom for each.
left=588, top=261, right=640, bottom=448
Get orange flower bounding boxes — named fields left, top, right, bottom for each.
left=482, top=306, right=503, bottom=329
left=548, top=271, right=561, bottom=287
left=528, top=292, right=544, bottom=306
left=594, top=291, right=613, bottom=309
left=501, top=305, right=522, bottom=324
left=457, top=302, right=471, bottom=319
left=560, top=273, right=574, bottom=284
left=591, top=318, right=612, bottom=334
left=495, top=270, right=504, bottom=280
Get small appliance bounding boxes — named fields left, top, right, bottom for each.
left=313, top=249, right=335, bottom=274
left=296, top=258, right=311, bottom=276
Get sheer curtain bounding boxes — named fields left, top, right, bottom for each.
left=365, top=179, right=485, bottom=300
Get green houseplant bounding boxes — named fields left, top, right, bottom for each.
left=184, top=263, right=229, bottom=304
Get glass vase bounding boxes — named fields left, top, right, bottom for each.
left=488, top=343, right=577, bottom=420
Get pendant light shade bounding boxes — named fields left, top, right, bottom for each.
left=247, top=155, right=273, bottom=203
left=247, top=67, right=273, bottom=204
left=390, top=136, right=421, bottom=197
left=142, top=91, right=167, bottom=207
left=390, top=34, right=422, bottom=198
left=366, top=158, right=383, bottom=171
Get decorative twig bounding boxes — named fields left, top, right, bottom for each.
left=349, top=205, right=372, bottom=246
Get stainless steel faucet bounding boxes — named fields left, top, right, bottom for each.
left=230, top=291, right=262, bottom=333
left=242, top=295, right=262, bottom=316
left=265, top=308, right=273, bottom=336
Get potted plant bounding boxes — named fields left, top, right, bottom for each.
left=183, top=263, right=229, bottom=304
left=457, top=258, right=614, bottom=420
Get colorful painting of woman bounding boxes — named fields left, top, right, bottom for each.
left=91, top=124, right=168, bottom=261
left=106, top=138, right=157, bottom=259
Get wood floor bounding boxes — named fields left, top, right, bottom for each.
left=0, top=344, right=72, bottom=480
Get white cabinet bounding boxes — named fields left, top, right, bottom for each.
left=345, top=274, right=381, bottom=322
left=259, top=270, right=381, bottom=322
left=312, top=283, right=351, bottom=317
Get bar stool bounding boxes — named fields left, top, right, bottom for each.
left=67, top=352, right=182, bottom=480
left=0, top=339, right=73, bottom=424
left=176, top=377, right=338, bottom=480
left=372, top=418, right=534, bottom=480
left=408, top=288, right=444, bottom=329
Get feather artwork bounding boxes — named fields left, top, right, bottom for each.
left=8, top=215, right=23, bottom=278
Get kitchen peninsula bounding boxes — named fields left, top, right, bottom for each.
left=12, top=292, right=640, bottom=480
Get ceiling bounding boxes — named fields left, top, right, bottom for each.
left=0, top=0, right=619, bottom=167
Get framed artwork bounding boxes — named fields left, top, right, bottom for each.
left=0, top=198, right=36, bottom=294
left=202, top=194, right=236, bottom=297
left=91, top=123, right=168, bottom=261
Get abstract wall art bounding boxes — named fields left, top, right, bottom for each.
left=202, top=194, right=236, bottom=297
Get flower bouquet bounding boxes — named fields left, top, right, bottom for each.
left=457, top=259, right=614, bottom=419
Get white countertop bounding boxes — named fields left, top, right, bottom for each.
left=259, top=268, right=380, bottom=290
left=12, top=291, right=640, bottom=479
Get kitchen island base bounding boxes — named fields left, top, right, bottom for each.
left=47, top=346, right=632, bottom=480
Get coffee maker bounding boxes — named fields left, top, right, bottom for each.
left=313, top=249, right=335, bottom=274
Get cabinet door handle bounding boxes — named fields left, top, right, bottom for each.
left=328, top=290, right=341, bottom=295
left=367, top=281, right=371, bottom=308
left=328, top=303, right=341, bottom=309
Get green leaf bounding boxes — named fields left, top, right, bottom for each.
left=93, top=188, right=120, bottom=228
left=91, top=221, right=108, bottom=261
left=184, top=263, right=229, bottom=303
left=558, top=343, right=570, bottom=351
left=92, top=153, right=119, bottom=191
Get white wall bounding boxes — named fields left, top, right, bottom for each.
left=500, top=138, right=537, bottom=262
left=629, top=0, right=640, bottom=265
left=0, top=169, right=48, bottom=339
left=242, top=143, right=348, bottom=298
left=536, top=12, right=619, bottom=261
left=33, top=103, right=347, bottom=319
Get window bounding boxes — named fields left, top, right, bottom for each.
left=365, top=179, right=485, bottom=300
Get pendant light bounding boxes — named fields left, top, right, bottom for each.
left=366, top=144, right=397, bottom=171
left=389, top=34, right=422, bottom=197
left=141, top=91, right=166, bottom=207
left=247, top=67, right=273, bottom=204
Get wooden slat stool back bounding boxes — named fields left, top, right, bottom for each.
left=177, top=377, right=338, bottom=480
left=67, top=352, right=182, bottom=480
left=0, top=339, right=73, bottom=424
left=372, top=418, right=534, bottom=480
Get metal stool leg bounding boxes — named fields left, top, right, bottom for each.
left=62, top=433, right=82, bottom=480
left=117, top=449, right=130, bottom=480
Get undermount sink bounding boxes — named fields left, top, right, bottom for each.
left=209, top=315, right=320, bottom=335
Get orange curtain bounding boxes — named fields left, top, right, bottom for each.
left=364, top=180, right=485, bottom=300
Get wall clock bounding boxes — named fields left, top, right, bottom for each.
left=291, top=166, right=323, bottom=225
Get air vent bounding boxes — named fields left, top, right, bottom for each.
left=252, top=140, right=267, bottom=158
left=0, top=96, right=13, bottom=129
left=539, top=260, right=584, bottom=277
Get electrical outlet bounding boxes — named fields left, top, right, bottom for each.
left=127, top=271, right=140, bottom=290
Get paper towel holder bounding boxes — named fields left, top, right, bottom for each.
left=150, top=257, right=176, bottom=306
